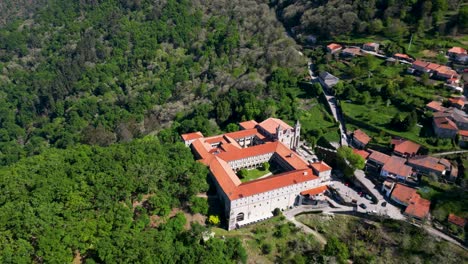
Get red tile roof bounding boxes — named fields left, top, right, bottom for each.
left=239, top=120, right=258, bottom=130
left=412, top=60, right=429, bottom=68
left=181, top=131, right=204, bottom=141
left=311, top=161, right=332, bottom=172
left=426, top=62, right=441, bottom=71
left=368, top=150, right=391, bottom=164
left=353, top=129, right=371, bottom=145
left=404, top=194, right=431, bottom=220
left=258, top=118, right=293, bottom=135
left=448, top=97, right=465, bottom=108
left=300, top=185, right=328, bottom=196
left=327, top=43, right=342, bottom=51
left=392, top=139, right=420, bottom=156
left=459, top=130, right=468, bottom=137
left=426, top=101, right=446, bottom=112
left=433, top=117, right=458, bottom=131
left=448, top=213, right=466, bottom=227
left=448, top=47, right=467, bottom=54
left=394, top=53, right=412, bottom=60
left=234, top=169, right=318, bottom=199
left=391, top=183, right=416, bottom=205
left=407, top=156, right=448, bottom=173
left=225, top=128, right=260, bottom=139
left=382, top=156, right=412, bottom=177
left=352, top=148, right=370, bottom=160
left=342, top=47, right=361, bottom=56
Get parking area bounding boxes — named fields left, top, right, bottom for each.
left=329, top=176, right=405, bottom=220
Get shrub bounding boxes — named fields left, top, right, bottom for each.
left=208, top=215, right=220, bottom=226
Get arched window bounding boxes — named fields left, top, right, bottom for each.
left=236, top=212, right=245, bottom=222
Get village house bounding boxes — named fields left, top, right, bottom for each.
left=319, top=71, right=340, bottom=91
left=435, top=108, right=468, bottom=130
left=341, top=47, right=362, bottom=57
left=406, top=156, right=450, bottom=177
left=454, top=53, right=468, bottom=64
left=352, top=148, right=370, bottom=160
left=391, top=138, right=420, bottom=158
left=380, top=156, right=413, bottom=182
left=326, top=43, right=342, bottom=54
left=182, top=118, right=332, bottom=230
left=387, top=183, right=431, bottom=221
left=393, top=53, right=414, bottom=62
left=459, top=130, right=468, bottom=148
left=363, top=42, right=379, bottom=52
left=448, top=96, right=466, bottom=110
left=410, top=60, right=459, bottom=80
left=433, top=116, right=458, bottom=139
left=448, top=213, right=466, bottom=228
left=352, top=129, right=371, bottom=149
left=426, top=101, right=447, bottom=112
left=367, top=150, right=391, bottom=168
left=447, top=47, right=467, bottom=59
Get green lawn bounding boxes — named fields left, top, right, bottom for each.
left=238, top=167, right=272, bottom=182
left=299, top=98, right=340, bottom=144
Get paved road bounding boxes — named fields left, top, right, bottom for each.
left=431, top=150, right=468, bottom=156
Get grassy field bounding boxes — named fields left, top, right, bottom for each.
left=299, top=98, right=340, bottom=144
left=212, top=216, right=322, bottom=263
left=238, top=167, right=272, bottom=182
left=297, top=214, right=468, bottom=263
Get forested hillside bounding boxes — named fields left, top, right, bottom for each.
left=272, top=0, right=467, bottom=40
left=0, top=0, right=306, bottom=165
left=0, top=138, right=249, bottom=263
left=0, top=0, right=46, bottom=26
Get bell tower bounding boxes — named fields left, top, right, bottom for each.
left=293, top=120, right=301, bottom=149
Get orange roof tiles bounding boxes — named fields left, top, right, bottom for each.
left=258, top=118, right=293, bottom=135
left=412, top=60, right=429, bottom=68
left=368, top=150, right=391, bottom=164
left=408, top=156, right=448, bottom=173
left=405, top=194, right=431, bottom=220
left=448, top=97, right=465, bottom=108
left=426, top=101, right=446, bottom=112
left=448, top=47, right=467, bottom=54
left=426, top=62, right=441, bottom=71
left=233, top=169, right=318, bottom=199
left=382, top=156, right=412, bottom=177
left=352, top=148, right=370, bottom=160
left=391, top=183, right=416, bottom=205
left=186, top=118, right=329, bottom=201
left=311, top=161, right=332, bottom=172
left=225, top=128, right=259, bottom=139
left=327, top=43, right=342, bottom=51
left=448, top=213, right=466, bottom=227
left=434, top=117, right=458, bottom=131
left=353, top=129, right=371, bottom=145
left=459, top=130, right=468, bottom=137
left=300, top=185, right=328, bottom=196
left=394, top=53, right=412, bottom=60
left=392, top=139, right=420, bottom=156
left=181, top=131, right=204, bottom=141
left=239, top=120, right=258, bottom=130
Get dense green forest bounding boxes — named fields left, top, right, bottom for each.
left=0, top=138, right=249, bottom=263
left=273, top=0, right=467, bottom=40
left=0, top=0, right=306, bottom=165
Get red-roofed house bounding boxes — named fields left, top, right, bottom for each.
left=389, top=183, right=431, bottom=220
left=367, top=150, right=391, bottom=166
left=407, top=156, right=450, bottom=177
left=433, top=116, right=458, bottom=139
left=341, top=47, right=362, bottom=57
left=363, top=42, right=379, bottom=52
left=381, top=156, right=413, bottom=181
left=353, top=148, right=370, bottom=160
left=239, top=120, right=258, bottom=130
left=448, top=97, right=466, bottom=110
left=183, top=118, right=331, bottom=230
left=448, top=213, right=466, bottom=227
left=352, top=129, right=371, bottom=149
left=412, top=60, right=431, bottom=73
left=459, top=130, right=468, bottom=148
left=426, top=101, right=447, bottom=112
left=327, top=43, right=342, bottom=54
left=181, top=131, right=204, bottom=147
left=447, top=47, right=467, bottom=58
left=391, top=139, right=420, bottom=158
left=393, top=53, right=414, bottom=62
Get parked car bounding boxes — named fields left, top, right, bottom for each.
left=359, top=203, right=367, bottom=209
left=364, top=194, right=373, bottom=201
left=381, top=202, right=387, bottom=207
